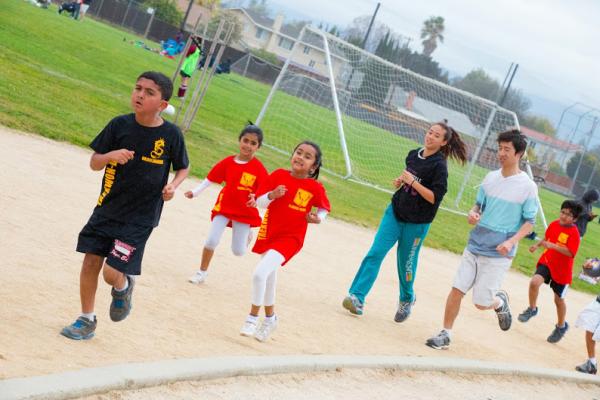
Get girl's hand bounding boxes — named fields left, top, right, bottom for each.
left=399, top=170, right=415, bottom=185
left=393, top=177, right=403, bottom=188
left=269, top=185, right=287, bottom=200
left=246, top=193, right=257, bottom=208
left=184, top=190, right=194, bottom=199
left=306, top=212, right=321, bottom=224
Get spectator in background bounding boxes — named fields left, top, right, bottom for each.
left=79, top=0, right=93, bottom=20
left=575, top=189, right=599, bottom=238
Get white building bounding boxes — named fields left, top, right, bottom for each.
left=226, top=8, right=343, bottom=78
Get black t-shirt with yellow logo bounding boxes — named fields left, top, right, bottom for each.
left=90, top=114, right=189, bottom=227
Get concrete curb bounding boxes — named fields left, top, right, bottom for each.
left=1, top=355, right=598, bottom=400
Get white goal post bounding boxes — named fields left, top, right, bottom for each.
left=255, top=25, right=547, bottom=227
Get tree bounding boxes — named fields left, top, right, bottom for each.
left=249, top=48, right=281, bottom=66
left=207, top=9, right=242, bottom=44
left=420, top=16, right=445, bottom=56
left=521, top=115, right=557, bottom=136
left=143, top=0, right=183, bottom=26
left=451, top=68, right=531, bottom=120
left=344, top=15, right=395, bottom=51
left=247, top=0, right=269, bottom=18
left=196, top=0, right=220, bottom=10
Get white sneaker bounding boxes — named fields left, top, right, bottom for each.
left=254, top=315, right=278, bottom=342
left=240, top=318, right=258, bottom=336
left=188, top=270, right=208, bottom=284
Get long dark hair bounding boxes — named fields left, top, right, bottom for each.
left=434, top=120, right=467, bottom=164
left=293, top=140, right=322, bottom=179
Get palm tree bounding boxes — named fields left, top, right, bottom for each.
left=420, top=16, right=445, bottom=57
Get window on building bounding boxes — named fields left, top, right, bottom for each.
left=255, top=28, right=267, bottom=39
left=278, top=37, right=294, bottom=50
left=308, top=60, right=316, bottom=68
left=303, top=45, right=310, bottom=55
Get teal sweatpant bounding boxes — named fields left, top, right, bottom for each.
left=348, top=204, right=430, bottom=303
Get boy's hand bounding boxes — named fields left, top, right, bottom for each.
left=496, top=239, right=515, bottom=256
left=528, top=244, right=538, bottom=253
left=591, top=213, right=598, bottom=220
left=246, top=193, right=257, bottom=208
left=184, top=190, right=194, bottom=199
left=162, top=183, right=176, bottom=201
left=306, top=212, right=321, bottom=224
left=467, top=210, right=481, bottom=225
left=110, top=149, right=135, bottom=165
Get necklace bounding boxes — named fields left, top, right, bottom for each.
left=417, top=148, right=426, bottom=160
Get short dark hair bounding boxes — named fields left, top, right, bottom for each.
left=561, top=199, right=584, bottom=220
left=137, top=71, right=173, bottom=101
left=497, top=129, right=527, bottom=155
left=239, top=122, right=264, bottom=146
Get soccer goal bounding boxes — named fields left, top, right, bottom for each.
left=255, top=25, right=546, bottom=226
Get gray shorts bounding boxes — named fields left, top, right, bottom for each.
left=452, top=249, right=512, bottom=307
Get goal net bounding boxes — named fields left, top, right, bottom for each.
left=255, top=25, right=546, bottom=225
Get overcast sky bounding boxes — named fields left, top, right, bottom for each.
left=266, top=0, right=600, bottom=130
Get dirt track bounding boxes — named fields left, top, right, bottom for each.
left=0, top=126, right=598, bottom=383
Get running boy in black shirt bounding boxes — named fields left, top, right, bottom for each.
left=61, top=71, right=190, bottom=340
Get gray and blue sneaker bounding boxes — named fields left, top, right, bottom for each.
left=394, top=296, right=416, bottom=323
left=547, top=322, right=569, bottom=343
left=495, top=290, right=512, bottom=331
left=518, top=306, right=538, bottom=323
left=60, top=316, right=97, bottom=340
left=110, top=275, right=135, bottom=322
left=425, top=330, right=450, bottom=350
left=342, top=294, right=364, bottom=315
left=575, top=359, right=597, bottom=375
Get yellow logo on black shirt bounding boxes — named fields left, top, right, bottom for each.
left=142, top=138, right=165, bottom=165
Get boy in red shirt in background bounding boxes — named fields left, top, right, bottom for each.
left=518, top=200, right=584, bottom=343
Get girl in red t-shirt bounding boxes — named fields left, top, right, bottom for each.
left=185, top=125, right=268, bottom=284
left=240, top=141, right=331, bottom=342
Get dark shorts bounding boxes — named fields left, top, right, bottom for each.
left=535, top=264, right=569, bottom=298
left=179, top=70, right=191, bottom=78
left=76, top=213, right=153, bottom=275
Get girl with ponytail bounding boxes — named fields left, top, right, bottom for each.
left=343, top=121, right=467, bottom=323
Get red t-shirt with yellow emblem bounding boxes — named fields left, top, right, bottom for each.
left=252, top=169, right=331, bottom=265
left=538, top=219, right=580, bottom=284
left=207, top=156, right=268, bottom=227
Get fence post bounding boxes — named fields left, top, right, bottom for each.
left=121, top=0, right=132, bottom=27
left=242, top=54, right=251, bottom=77
left=144, top=9, right=155, bottom=39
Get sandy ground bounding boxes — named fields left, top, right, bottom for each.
left=1, top=126, right=599, bottom=390
left=77, top=369, right=600, bottom=400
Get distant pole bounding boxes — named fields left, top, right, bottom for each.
left=498, top=63, right=518, bottom=107
left=361, top=2, right=381, bottom=49
left=496, top=62, right=514, bottom=103
left=180, top=0, right=195, bottom=32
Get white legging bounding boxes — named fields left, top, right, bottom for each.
left=204, top=214, right=251, bottom=256
left=251, top=249, right=285, bottom=306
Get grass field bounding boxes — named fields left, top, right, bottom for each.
left=2, top=0, right=599, bottom=293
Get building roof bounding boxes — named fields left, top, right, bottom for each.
left=521, top=126, right=582, bottom=152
